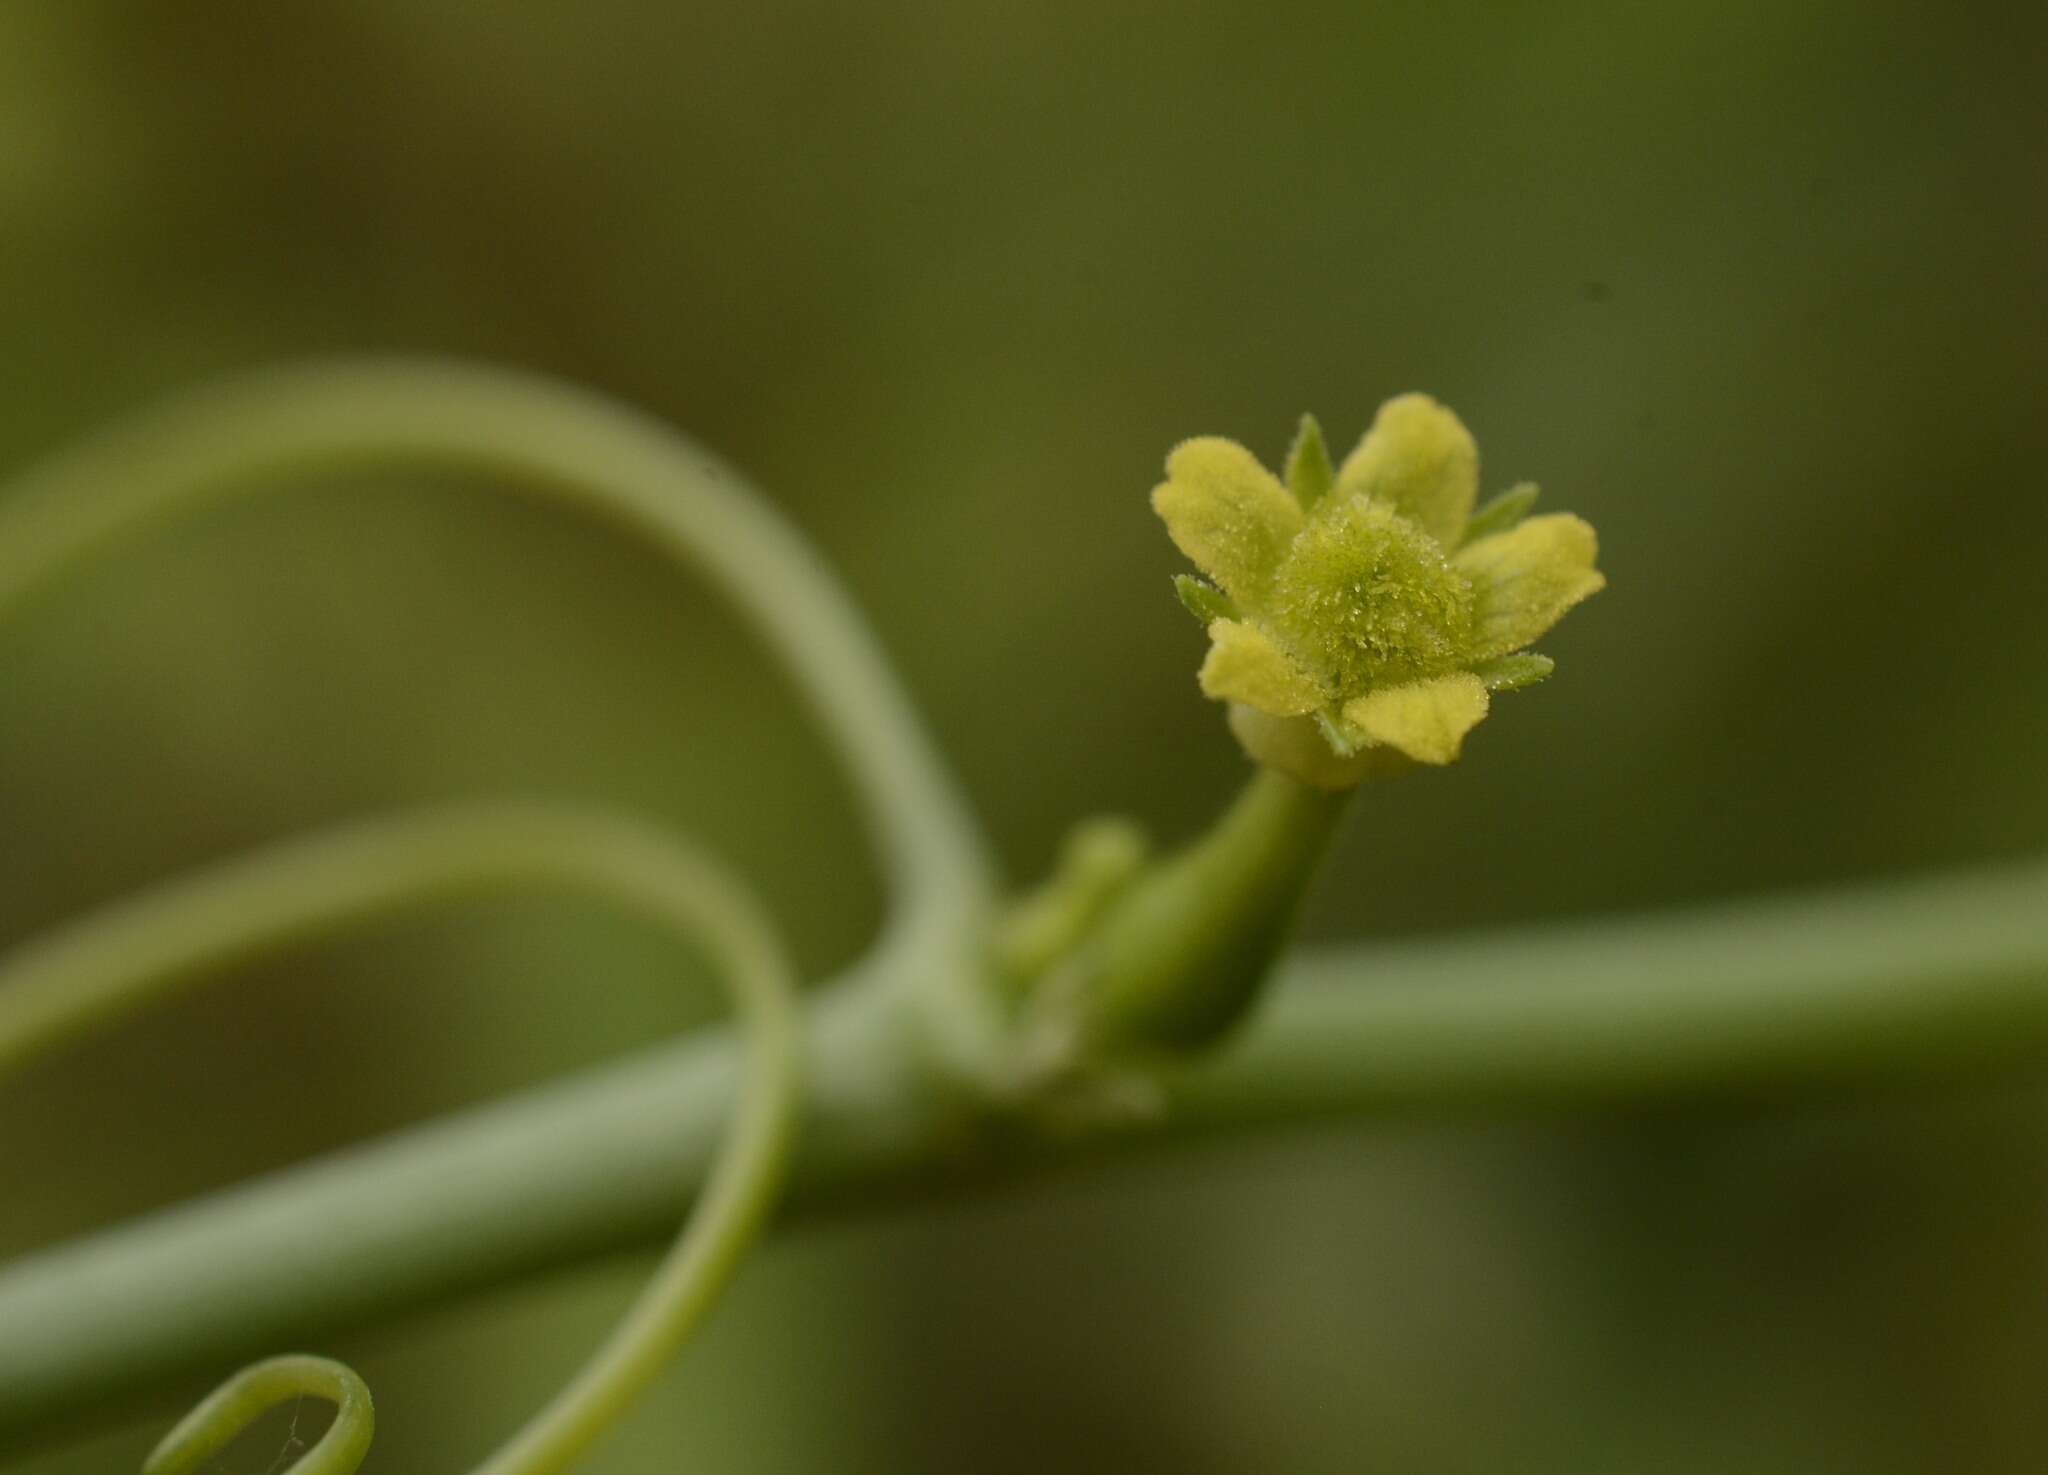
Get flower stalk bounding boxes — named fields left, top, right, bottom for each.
left=1020, top=771, right=1347, bottom=1066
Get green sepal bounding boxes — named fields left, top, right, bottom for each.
left=1460, top=482, right=1540, bottom=547
left=1173, top=574, right=1240, bottom=624
left=1472, top=651, right=1555, bottom=691
left=1283, top=414, right=1334, bottom=510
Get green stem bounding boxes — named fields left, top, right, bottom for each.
left=465, top=817, right=796, bottom=1475
left=1174, top=853, right=2048, bottom=1118
left=1046, top=769, right=1348, bottom=1053
left=0, top=358, right=999, bottom=1463
left=10, top=853, right=2044, bottom=1445
left=0, top=803, right=807, bottom=1475
left=145, top=1357, right=373, bottom=1475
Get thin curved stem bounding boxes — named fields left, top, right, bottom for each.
left=0, top=803, right=805, bottom=1475
left=145, top=1357, right=373, bottom=1475
left=0, top=361, right=1000, bottom=1462
left=0, top=358, right=994, bottom=938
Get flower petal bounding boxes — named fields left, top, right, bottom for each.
left=1198, top=619, right=1324, bottom=716
left=1339, top=672, right=1490, bottom=765
left=1455, top=512, right=1605, bottom=659
left=1334, top=394, right=1479, bottom=548
left=1151, top=438, right=1303, bottom=606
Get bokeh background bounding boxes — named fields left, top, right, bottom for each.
left=4, top=2, right=2047, bottom=1471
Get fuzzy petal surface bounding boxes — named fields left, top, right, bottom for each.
left=1339, top=672, right=1491, bottom=765
left=1334, top=394, right=1479, bottom=547
left=1455, top=512, right=1605, bottom=660
left=1151, top=438, right=1304, bottom=606
left=1197, top=618, right=1324, bottom=716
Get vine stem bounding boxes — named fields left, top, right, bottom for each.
left=145, top=1357, right=373, bottom=1475
left=0, top=803, right=807, bottom=1475
left=0, top=360, right=998, bottom=1466
left=4, top=849, right=2046, bottom=1443
left=6, top=358, right=2048, bottom=1458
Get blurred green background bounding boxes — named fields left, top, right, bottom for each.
left=3, top=1, right=2047, bottom=1470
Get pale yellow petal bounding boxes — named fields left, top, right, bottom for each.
left=1151, top=438, right=1303, bottom=606
left=1333, top=394, right=1479, bottom=547
left=1197, top=619, right=1324, bottom=716
left=1454, top=512, right=1605, bottom=659
left=1339, top=673, right=1490, bottom=765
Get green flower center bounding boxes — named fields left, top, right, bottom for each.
left=1267, top=499, right=1474, bottom=692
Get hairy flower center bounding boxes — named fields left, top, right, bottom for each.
left=1267, top=499, right=1473, bottom=691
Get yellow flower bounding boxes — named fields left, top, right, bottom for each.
left=1154, top=394, right=1603, bottom=787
